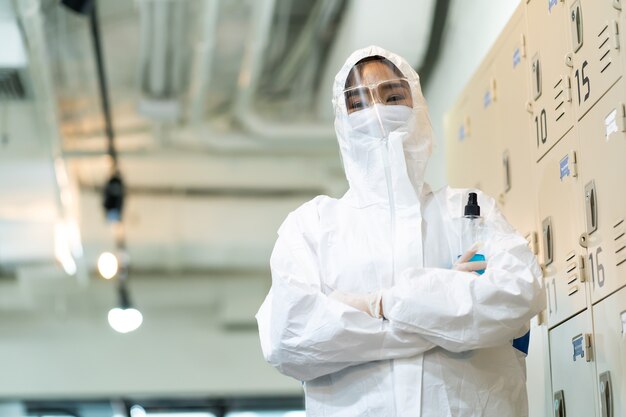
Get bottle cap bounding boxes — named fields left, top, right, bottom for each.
left=464, top=192, right=481, bottom=217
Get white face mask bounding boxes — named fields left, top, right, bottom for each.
left=347, top=104, right=413, bottom=138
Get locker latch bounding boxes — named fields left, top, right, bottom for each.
left=502, top=150, right=511, bottom=193
left=542, top=217, right=554, bottom=266
left=554, top=390, right=566, bottom=417
left=584, top=180, right=598, bottom=235
left=599, top=371, right=614, bottom=417
left=569, top=1, right=584, bottom=53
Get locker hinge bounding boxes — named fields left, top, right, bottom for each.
left=525, top=231, right=539, bottom=255
left=616, top=102, right=626, bottom=132
left=565, top=75, right=573, bottom=102
left=565, top=52, right=574, bottom=68
left=584, top=333, right=593, bottom=362
left=578, top=255, right=586, bottom=282
left=612, top=20, right=620, bottom=50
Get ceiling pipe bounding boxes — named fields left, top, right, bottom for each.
left=14, top=0, right=86, bottom=281
left=415, top=0, right=451, bottom=88
left=234, top=0, right=336, bottom=142
left=187, top=0, right=221, bottom=124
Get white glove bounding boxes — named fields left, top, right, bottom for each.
left=329, top=289, right=384, bottom=319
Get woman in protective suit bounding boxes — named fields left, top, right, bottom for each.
left=256, top=46, right=545, bottom=417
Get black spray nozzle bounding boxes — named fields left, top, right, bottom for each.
left=464, top=192, right=481, bottom=217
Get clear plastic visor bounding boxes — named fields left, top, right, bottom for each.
left=343, top=78, right=413, bottom=114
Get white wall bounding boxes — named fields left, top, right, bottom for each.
left=0, top=269, right=301, bottom=398
left=423, top=0, right=521, bottom=189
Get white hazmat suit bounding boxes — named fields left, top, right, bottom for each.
left=256, top=46, right=545, bottom=417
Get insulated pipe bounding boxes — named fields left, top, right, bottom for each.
left=188, top=0, right=221, bottom=123
left=234, top=0, right=336, bottom=142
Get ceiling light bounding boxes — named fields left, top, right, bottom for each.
left=97, top=251, right=118, bottom=279
left=108, top=307, right=143, bottom=333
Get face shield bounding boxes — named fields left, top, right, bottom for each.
left=339, top=57, right=416, bottom=138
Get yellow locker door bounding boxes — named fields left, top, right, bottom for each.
left=467, top=69, right=501, bottom=197
left=565, top=0, right=623, bottom=121
left=445, top=69, right=499, bottom=194
left=592, top=286, right=626, bottom=417
left=576, top=79, right=626, bottom=304
left=535, top=129, right=587, bottom=329
left=444, top=93, right=476, bottom=188
left=526, top=0, right=575, bottom=161
left=549, top=311, right=598, bottom=417
left=492, top=12, right=536, bottom=237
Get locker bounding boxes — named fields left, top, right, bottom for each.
left=535, top=130, right=587, bottom=328
left=492, top=10, right=536, bottom=237
left=526, top=315, right=553, bottom=417
left=467, top=69, right=501, bottom=198
left=564, top=0, right=623, bottom=121
left=444, top=69, right=499, bottom=194
left=549, top=310, right=598, bottom=417
left=444, top=93, right=477, bottom=188
left=525, top=0, right=575, bottom=161
left=592, top=286, right=626, bottom=417
left=576, top=78, right=626, bottom=304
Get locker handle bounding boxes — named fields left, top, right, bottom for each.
left=569, top=1, right=583, bottom=53
left=554, top=390, right=566, bottom=417
left=502, top=150, right=511, bottom=193
left=599, top=371, right=613, bottom=417
left=585, top=180, right=598, bottom=235
left=531, top=54, right=542, bottom=100
left=542, top=217, right=554, bottom=266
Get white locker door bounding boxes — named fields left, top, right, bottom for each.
left=576, top=79, right=626, bottom=304
left=593, top=286, right=626, bottom=417
left=493, top=12, right=536, bottom=235
left=535, top=130, right=587, bottom=328
left=526, top=0, right=575, bottom=161
left=549, top=311, right=598, bottom=417
left=527, top=315, right=552, bottom=417
left=564, top=0, right=623, bottom=121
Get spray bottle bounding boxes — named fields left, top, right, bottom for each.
left=459, top=192, right=486, bottom=274
left=459, top=192, right=531, bottom=354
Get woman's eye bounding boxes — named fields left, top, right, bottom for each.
left=351, top=100, right=364, bottom=109
left=385, top=94, right=405, bottom=103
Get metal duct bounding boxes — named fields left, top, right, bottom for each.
left=137, top=0, right=195, bottom=121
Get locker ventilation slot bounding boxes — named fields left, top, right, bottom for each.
left=553, top=78, right=566, bottom=122
left=598, top=24, right=612, bottom=74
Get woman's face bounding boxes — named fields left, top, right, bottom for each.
left=344, top=61, right=413, bottom=114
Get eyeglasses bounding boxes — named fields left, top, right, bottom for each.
left=343, top=78, right=413, bottom=114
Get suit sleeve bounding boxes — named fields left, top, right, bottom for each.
left=381, top=200, right=546, bottom=352
left=256, top=210, right=435, bottom=382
